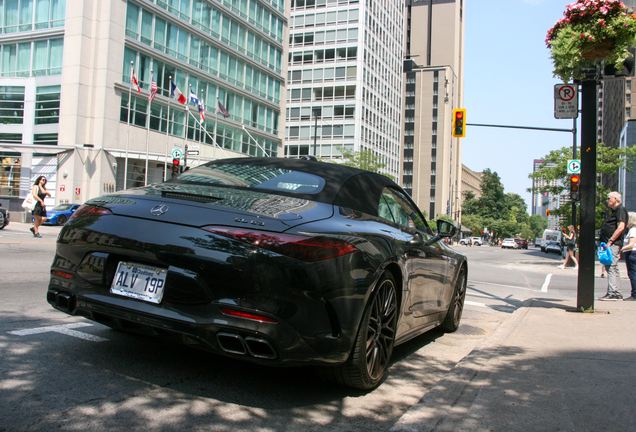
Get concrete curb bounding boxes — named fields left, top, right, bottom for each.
left=389, top=302, right=533, bottom=432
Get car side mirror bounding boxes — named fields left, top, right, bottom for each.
left=436, top=219, right=457, bottom=238
left=425, top=220, right=457, bottom=246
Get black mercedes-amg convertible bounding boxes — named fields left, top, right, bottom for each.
left=47, top=157, right=467, bottom=389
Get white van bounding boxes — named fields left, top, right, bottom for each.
left=541, top=229, right=562, bottom=252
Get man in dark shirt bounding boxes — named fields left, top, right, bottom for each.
left=599, top=191, right=628, bottom=300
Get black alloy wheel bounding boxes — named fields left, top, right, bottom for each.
left=56, top=215, right=67, bottom=226
left=318, top=272, right=398, bottom=390
left=441, top=267, right=467, bottom=332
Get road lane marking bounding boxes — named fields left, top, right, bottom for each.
left=541, top=274, right=552, bottom=292
left=8, top=322, right=108, bottom=342
left=467, top=291, right=496, bottom=299
left=465, top=300, right=487, bottom=307
left=468, top=280, right=534, bottom=291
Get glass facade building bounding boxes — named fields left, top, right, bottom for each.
left=285, top=0, right=404, bottom=180
left=0, top=0, right=286, bottom=213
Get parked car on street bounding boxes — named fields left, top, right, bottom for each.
left=0, top=202, right=9, bottom=229
left=545, top=240, right=563, bottom=254
left=534, top=237, right=542, bottom=247
left=459, top=236, right=483, bottom=246
left=42, top=204, right=81, bottom=226
left=46, top=157, right=468, bottom=390
left=514, top=238, right=528, bottom=249
left=501, top=238, right=518, bottom=249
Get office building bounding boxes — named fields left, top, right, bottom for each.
left=285, top=0, right=404, bottom=180
left=402, top=0, right=465, bottom=220
left=0, top=0, right=286, bottom=214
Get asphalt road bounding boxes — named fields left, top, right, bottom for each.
left=0, top=228, right=603, bottom=432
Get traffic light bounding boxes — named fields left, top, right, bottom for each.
left=570, top=174, right=580, bottom=201
left=172, top=158, right=180, bottom=177
left=452, top=109, right=466, bottom=138
left=546, top=209, right=551, bottom=217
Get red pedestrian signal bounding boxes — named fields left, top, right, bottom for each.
left=570, top=175, right=580, bottom=201
left=452, top=109, right=466, bottom=138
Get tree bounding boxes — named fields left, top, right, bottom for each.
left=327, top=146, right=394, bottom=180
left=460, top=169, right=531, bottom=242
left=528, top=142, right=636, bottom=228
left=529, top=214, right=548, bottom=239
left=470, top=169, right=507, bottom=220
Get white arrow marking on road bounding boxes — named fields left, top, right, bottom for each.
left=541, top=274, right=552, bottom=293
left=8, top=322, right=108, bottom=342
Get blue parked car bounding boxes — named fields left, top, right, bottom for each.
left=43, top=204, right=81, bottom=226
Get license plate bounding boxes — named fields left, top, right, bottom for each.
left=110, top=262, right=167, bottom=304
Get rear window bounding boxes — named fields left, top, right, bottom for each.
left=177, top=163, right=326, bottom=194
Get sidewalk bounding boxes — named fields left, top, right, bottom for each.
left=390, top=297, right=636, bottom=431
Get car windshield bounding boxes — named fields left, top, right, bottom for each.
left=504, top=239, right=514, bottom=242
left=177, top=163, right=326, bottom=194
left=52, top=204, right=74, bottom=211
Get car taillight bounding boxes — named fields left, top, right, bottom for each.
left=220, top=308, right=278, bottom=323
left=52, top=270, right=73, bottom=279
left=69, top=205, right=113, bottom=219
left=202, top=227, right=358, bottom=262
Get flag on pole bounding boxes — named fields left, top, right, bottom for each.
left=189, top=89, right=200, bottom=106
left=148, top=74, right=158, bottom=102
left=190, top=90, right=205, bottom=122
left=131, top=67, right=141, bottom=94
left=170, top=81, right=186, bottom=104
left=198, top=99, right=205, bottom=122
left=217, top=101, right=230, bottom=118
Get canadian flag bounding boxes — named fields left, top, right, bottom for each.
left=131, top=67, right=141, bottom=94
left=170, top=81, right=186, bottom=104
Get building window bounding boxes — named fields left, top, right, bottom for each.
left=0, top=134, right=22, bottom=144
left=627, top=107, right=631, bottom=117
left=0, top=155, right=21, bottom=196
left=33, top=133, right=58, bottom=145
left=35, top=85, right=61, bottom=125
left=0, top=86, right=25, bottom=124
left=0, top=38, right=64, bottom=77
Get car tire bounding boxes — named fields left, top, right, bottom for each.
left=318, top=272, right=398, bottom=390
left=441, top=266, right=467, bottom=332
left=56, top=215, right=67, bottom=226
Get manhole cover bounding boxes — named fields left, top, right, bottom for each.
left=454, top=324, right=487, bottom=336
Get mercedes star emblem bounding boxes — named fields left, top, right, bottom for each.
left=150, top=205, right=169, bottom=216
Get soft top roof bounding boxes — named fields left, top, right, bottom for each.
left=186, top=157, right=400, bottom=216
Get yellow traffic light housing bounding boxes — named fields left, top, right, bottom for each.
left=546, top=209, right=551, bottom=217
left=452, top=109, right=466, bottom=138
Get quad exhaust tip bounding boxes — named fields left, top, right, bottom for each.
left=216, top=332, right=277, bottom=360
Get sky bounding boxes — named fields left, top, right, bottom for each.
left=463, top=0, right=578, bottom=208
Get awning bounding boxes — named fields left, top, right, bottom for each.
left=459, top=224, right=472, bottom=233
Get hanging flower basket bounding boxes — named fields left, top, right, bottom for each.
left=581, top=39, right=615, bottom=59
left=547, top=0, right=636, bottom=82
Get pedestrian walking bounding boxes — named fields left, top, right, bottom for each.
left=30, top=176, right=50, bottom=238
left=620, top=212, right=636, bottom=301
left=598, top=191, right=628, bottom=300
left=558, top=225, right=579, bottom=269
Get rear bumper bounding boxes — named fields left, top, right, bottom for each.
left=46, top=283, right=350, bottom=366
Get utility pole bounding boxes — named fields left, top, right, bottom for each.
left=578, top=78, right=597, bottom=311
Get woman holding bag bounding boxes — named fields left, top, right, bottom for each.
left=31, top=176, right=50, bottom=238
left=558, top=225, right=579, bottom=269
